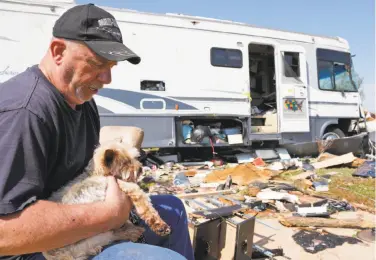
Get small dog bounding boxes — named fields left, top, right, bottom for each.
left=43, top=139, right=171, bottom=260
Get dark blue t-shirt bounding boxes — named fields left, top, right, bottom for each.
left=0, top=65, right=100, bottom=259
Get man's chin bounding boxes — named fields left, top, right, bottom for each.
left=80, top=97, right=93, bottom=104
left=76, top=94, right=94, bottom=104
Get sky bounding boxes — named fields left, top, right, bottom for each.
left=78, top=0, right=375, bottom=112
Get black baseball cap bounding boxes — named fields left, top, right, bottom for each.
left=53, top=3, right=141, bottom=64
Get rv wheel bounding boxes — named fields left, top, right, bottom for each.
left=322, top=127, right=346, bottom=140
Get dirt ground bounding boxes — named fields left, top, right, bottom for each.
left=251, top=165, right=375, bottom=259
left=253, top=211, right=375, bottom=260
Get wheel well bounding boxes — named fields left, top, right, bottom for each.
left=324, top=125, right=339, bottom=133
left=324, top=119, right=352, bottom=135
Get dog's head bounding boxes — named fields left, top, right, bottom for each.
left=92, top=139, right=143, bottom=182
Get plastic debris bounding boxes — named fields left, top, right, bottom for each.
left=352, top=161, right=375, bottom=178
left=256, top=189, right=300, bottom=204
left=173, top=172, right=191, bottom=186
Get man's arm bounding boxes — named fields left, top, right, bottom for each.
left=0, top=199, right=113, bottom=254
left=0, top=177, right=131, bottom=256
left=0, top=109, right=131, bottom=255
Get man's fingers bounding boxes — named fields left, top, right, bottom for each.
left=107, top=176, right=117, bottom=187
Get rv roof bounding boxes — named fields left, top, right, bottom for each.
left=98, top=5, right=349, bottom=48
left=1, top=0, right=350, bottom=49
left=1, top=0, right=75, bottom=4
left=166, top=13, right=340, bottom=40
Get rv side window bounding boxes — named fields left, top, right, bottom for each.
left=211, top=48, right=243, bottom=68
left=283, top=52, right=300, bottom=77
left=316, top=48, right=357, bottom=92
left=140, top=80, right=165, bottom=91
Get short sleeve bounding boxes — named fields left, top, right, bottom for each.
left=0, top=109, right=50, bottom=215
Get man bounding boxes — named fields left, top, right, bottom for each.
left=0, top=3, right=194, bottom=260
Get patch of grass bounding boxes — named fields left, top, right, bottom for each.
left=326, top=173, right=375, bottom=208
left=279, top=166, right=375, bottom=208
left=279, top=168, right=304, bottom=180
left=314, top=167, right=374, bottom=208
left=316, top=167, right=355, bottom=177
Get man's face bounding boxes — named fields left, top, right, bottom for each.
left=61, top=42, right=117, bottom=106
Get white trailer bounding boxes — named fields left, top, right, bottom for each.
left=0, top=0, right=364, bottom=152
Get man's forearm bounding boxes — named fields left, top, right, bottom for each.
left=0, top=200, right=114, bottom=255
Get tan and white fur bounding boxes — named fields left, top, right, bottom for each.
left=42, top=139, right=171, bottom=260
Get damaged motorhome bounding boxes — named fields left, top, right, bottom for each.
left=0, top=0, right=366, bottom=154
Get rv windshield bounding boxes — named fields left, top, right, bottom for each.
left=317, top=49, right=359, bottom=92
left=318, top=60, right=358, bottom=92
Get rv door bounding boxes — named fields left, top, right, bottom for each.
left=277, top=45, right=310, bottom=132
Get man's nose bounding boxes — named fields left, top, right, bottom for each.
left=97, top=69, right=112, bottom=84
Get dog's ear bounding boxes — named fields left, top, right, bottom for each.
left=104, top=149, right=117, bottom=167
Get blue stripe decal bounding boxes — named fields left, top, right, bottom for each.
left=98, top=88, right=198, bottom=110
left=97, top=105, right=114, bottom=113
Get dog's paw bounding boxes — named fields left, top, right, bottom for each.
left=151, top=221, right=171, bottom=236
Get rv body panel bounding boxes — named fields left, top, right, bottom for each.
left=0, top=0, right=361, bottom=149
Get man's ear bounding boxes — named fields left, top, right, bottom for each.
left=49, top=38, right=67, bottom=65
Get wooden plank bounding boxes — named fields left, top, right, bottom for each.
left=279, top=216, right=375, bottom=229
left=312, top=152, right=356, bottom=169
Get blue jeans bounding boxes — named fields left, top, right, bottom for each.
left=27, top=195, right=195, bottom=260
left=91, top=241, right=187, bottom=260
left=92, top=195, right=194, bottom=260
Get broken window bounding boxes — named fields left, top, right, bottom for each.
left=316, top=48, right=357, bottom=92
left=140, top=80, right=165, bottom=91
left=333, top=62, right=357, bottom=92
left=318, top=60, right=334, bottom=90
left=283, top=52, right=300, bottom=77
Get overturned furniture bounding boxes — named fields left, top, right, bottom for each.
left=177, top=191, right=256, bottom=260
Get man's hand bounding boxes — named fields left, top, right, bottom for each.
left=104, top=176, right=133, bottom=230
left=0, top=180, right=133, bottom=255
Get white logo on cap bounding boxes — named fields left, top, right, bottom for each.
left=96, top=18, right=122, bottom=41
left=95, top=27, right=122, bottom=41
left=98, top=18, right=119, bottom=28
left=100, top=50, right=134, bottom=57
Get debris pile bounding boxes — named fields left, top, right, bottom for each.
left=138, top=146, right=375, bottom=258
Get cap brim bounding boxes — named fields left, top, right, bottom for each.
left=84, top=41, right=141, bottom=64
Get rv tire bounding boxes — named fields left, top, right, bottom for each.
left=322, top=127, right=346, bottom=140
